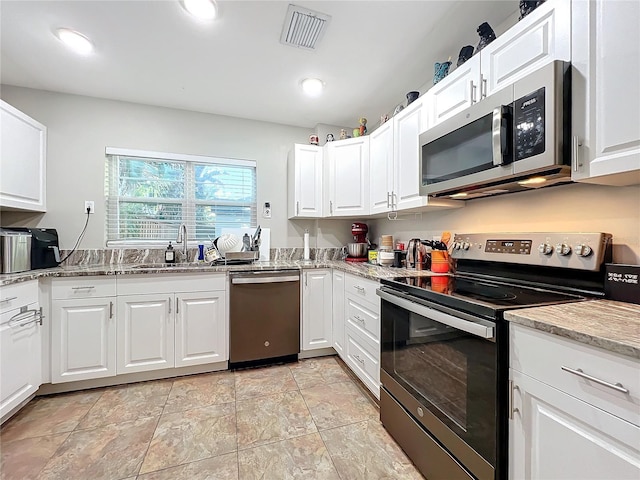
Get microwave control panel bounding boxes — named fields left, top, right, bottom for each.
left=514, top=87, right=545, bottom=160
left=485, top=239, right=532, bottom=255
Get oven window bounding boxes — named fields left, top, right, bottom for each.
left=381, top=299, right=497, bottom=465
left=422, top=113, right=494, bottom=185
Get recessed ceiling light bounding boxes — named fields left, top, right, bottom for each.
left=301, top=78, right=324, bottom=97
left=55, top=28, right=93, bottom=55
left=182, top=0, right=217, bottom=20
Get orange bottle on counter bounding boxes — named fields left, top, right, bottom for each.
left=430, top=250, right=449, bottom=273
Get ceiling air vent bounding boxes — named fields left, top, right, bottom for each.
left=280, top=4, right=331, bottom=50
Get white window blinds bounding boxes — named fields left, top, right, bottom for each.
left=105, top=148, right=257, bottom=247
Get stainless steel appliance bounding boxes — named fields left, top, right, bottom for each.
left=377, top=232, right=612, bottom=480
left=0, top=229, right=31, bottom=273
left=229, top=270, right=300, bottom=366
left=419, top=61, right=571, bottom=199
left=8, top=228, right=60, bottom=269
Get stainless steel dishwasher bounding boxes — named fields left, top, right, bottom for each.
left=229, top=270, right=300, bottom=366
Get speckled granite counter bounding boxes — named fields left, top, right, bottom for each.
left=505, top=300, right=640, bottom=360
left=0, top=260, right=439, bottom=287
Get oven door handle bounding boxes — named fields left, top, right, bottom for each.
left=376, top=289, right=495, bottom=339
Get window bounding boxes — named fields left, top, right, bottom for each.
left=105, top=148, right=256, bottom=246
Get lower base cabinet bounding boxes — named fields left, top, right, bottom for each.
left=301, top=269, right=332, bottom=351
left=0, top=281, right=41, bottom=420
left=332, top=270, right=345, bottom=357
left=509, top=324, right=640, bottom=479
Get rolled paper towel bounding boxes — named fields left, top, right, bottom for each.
left=304, top=229, right=310, bottom=260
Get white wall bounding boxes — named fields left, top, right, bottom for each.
left=369, top=183, right=640, bottom=265
left=0, top=86, right=355, bottom=250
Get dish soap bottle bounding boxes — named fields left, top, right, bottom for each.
left=165, top=242, right=176, bottom=264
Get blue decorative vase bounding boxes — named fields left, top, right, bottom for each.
left=433, top=62, right=452, bottom=85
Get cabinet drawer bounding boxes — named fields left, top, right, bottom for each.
left=52, top=276, right=116, bottom=300
left=0, top=281, right=38, bottom=314
left=511, top=324, right=640, bottom=426
left=346, top=297, right=380, bottom=347
left=345, top=324, right=380, bottom=399
left=344, top=274, right=379, bottom=308
left=117, top=274, right=225, bottom=295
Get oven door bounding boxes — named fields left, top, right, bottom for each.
left=419, top=85, right=514, bottom=197
left=378, top=287, right=499, bottom=480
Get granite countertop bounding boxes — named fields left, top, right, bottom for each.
left=505, top=300, right=640, bottom=360
left=0, top=260, right=439, bottom=287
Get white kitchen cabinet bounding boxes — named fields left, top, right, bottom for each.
left=117, top=294, right=174, bottom=374
left=571, top=0, right=640, bottom=185
left=427, top=0, right=570, bottom=127
left=0, top=281, right=42, bottom=421
left=343, top=273, right=380, bottom=399
left=325, top=136, right=370, bottom=216
left=51, top=298, right=116, bottom=383
left=332, top=270, right=345, bottom=358
left=116, top=274, right=227, bottom=374
left=288, top=144, right=323, bottom=218
left=50, top=277, right=117, bottom=383
left=369, top=120, right=395, bottom=215
left=175, top=291, right=226, bottom=367
left=509, top=324, right=640, bottom=480
left=0, top=100, right=47, bottom=212
left=301, top=269, right=332, bottom=351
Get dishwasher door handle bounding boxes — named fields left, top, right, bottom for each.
left=231, top=275, right=300, bottom=284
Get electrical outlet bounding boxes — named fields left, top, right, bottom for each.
left=263, top=202, right=271, bottom=218
left=84, top=201, right=95, bottom=214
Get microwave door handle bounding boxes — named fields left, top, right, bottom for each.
left=492, top=107, right=512, bottom=166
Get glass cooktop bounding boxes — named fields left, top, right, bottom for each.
left=380, top=275, right=585, bottom=319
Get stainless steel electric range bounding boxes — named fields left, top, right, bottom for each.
left=377, top=232, right=612, bottom=480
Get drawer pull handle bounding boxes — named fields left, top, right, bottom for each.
left=1, top=296, right=18, bottom=303
left=353, top=285, right=365, bottom=293
left=354, top=315, right=365, bottom=324
left=72, top=286, right=95, bottom=290
left=561, top=366, right=629, bottom=394
left=353, top=354, right=365, bottom=366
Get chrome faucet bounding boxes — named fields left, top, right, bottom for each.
left=176, top=223, right=188, bottom=260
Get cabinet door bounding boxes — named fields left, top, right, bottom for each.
left=292, top=144, right=323, bottom=218
left=427, top=54, right=481, bottom=126
left=0, top=306, right=41, bottom=419
left=326, top=137, right=370, bottom=216
left=175, top=291, right=227, bottom=367
left=572, top=0, right=640, bottom=184
left=510, top=370, right=640, bottom=480
left=116, top=294, right=174, bottom=374
left=393, top=99, right=429, bottom=211
left=0, top=100, right=47, bottom=212
left=369, top=121, right=394, bottom=215
left=332, top=270, right=345, bottom=358
left=51, top=298, right=116, bottom=383
left=302, top=269, right=332, bottom=351
left=480, top=0, right=570, bottom=98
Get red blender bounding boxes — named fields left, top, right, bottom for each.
left=346, top=222, right=369, bottom=262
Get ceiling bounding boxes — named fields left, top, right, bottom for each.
left=0, top=1, right=517, bottom=129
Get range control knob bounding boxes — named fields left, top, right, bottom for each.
left=452, top=242, right=461, bottom=250
left=556, top=243, right=572, bottom=256
left=538, top=243, right=554, bottom=255
left=574, top=244, right=593, bottom=257
left=461, top=242, right=471, bottom=250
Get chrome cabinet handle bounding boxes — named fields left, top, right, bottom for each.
left=353, top=285, right=365, bottom=293
left=176, top=297, right=179, bottom=314
left=329, top=201, right=333, bottom=215
left=386, top=192, right=391, bottom=209
left=481, top=74, right=487, bottom=98
left=509, top=380, right=520, bottom=419
left=561, top=366, right=629, bottom=394
left=168, top=297, right=172, bottom=315
left=72, top=286, right=95, bottom=290
left=353, top=354, right=365, bottom=366
left=572, top=136, right=582, bottom=172
left=296, top=201, right=300, bottom=216
left=9, top=307, right=41, bottom=328
left=470, top=80, right=477, bottom=104
left=0, top=296, right=17, bottom=303
left=353, top=315, right=365, bottom=324
left=109, top=301, right=113, bottom=319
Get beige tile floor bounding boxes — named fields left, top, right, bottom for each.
left=0, top=356, right=424, bottom=480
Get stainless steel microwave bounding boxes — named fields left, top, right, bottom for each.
left=419, top=61, right=571, bottom=199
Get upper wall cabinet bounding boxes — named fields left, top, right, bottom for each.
left=427, top=0, right=570, bottom=127
left=288, top=144, right=323, bottom=219
left=0, top=100, right=47, bottom=212
left=325, top=136, right=370, bottom=217
left=571, top=0, right=640, bottom=186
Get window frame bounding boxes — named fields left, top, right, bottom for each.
left=104, top=147, right=257, bottom=248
